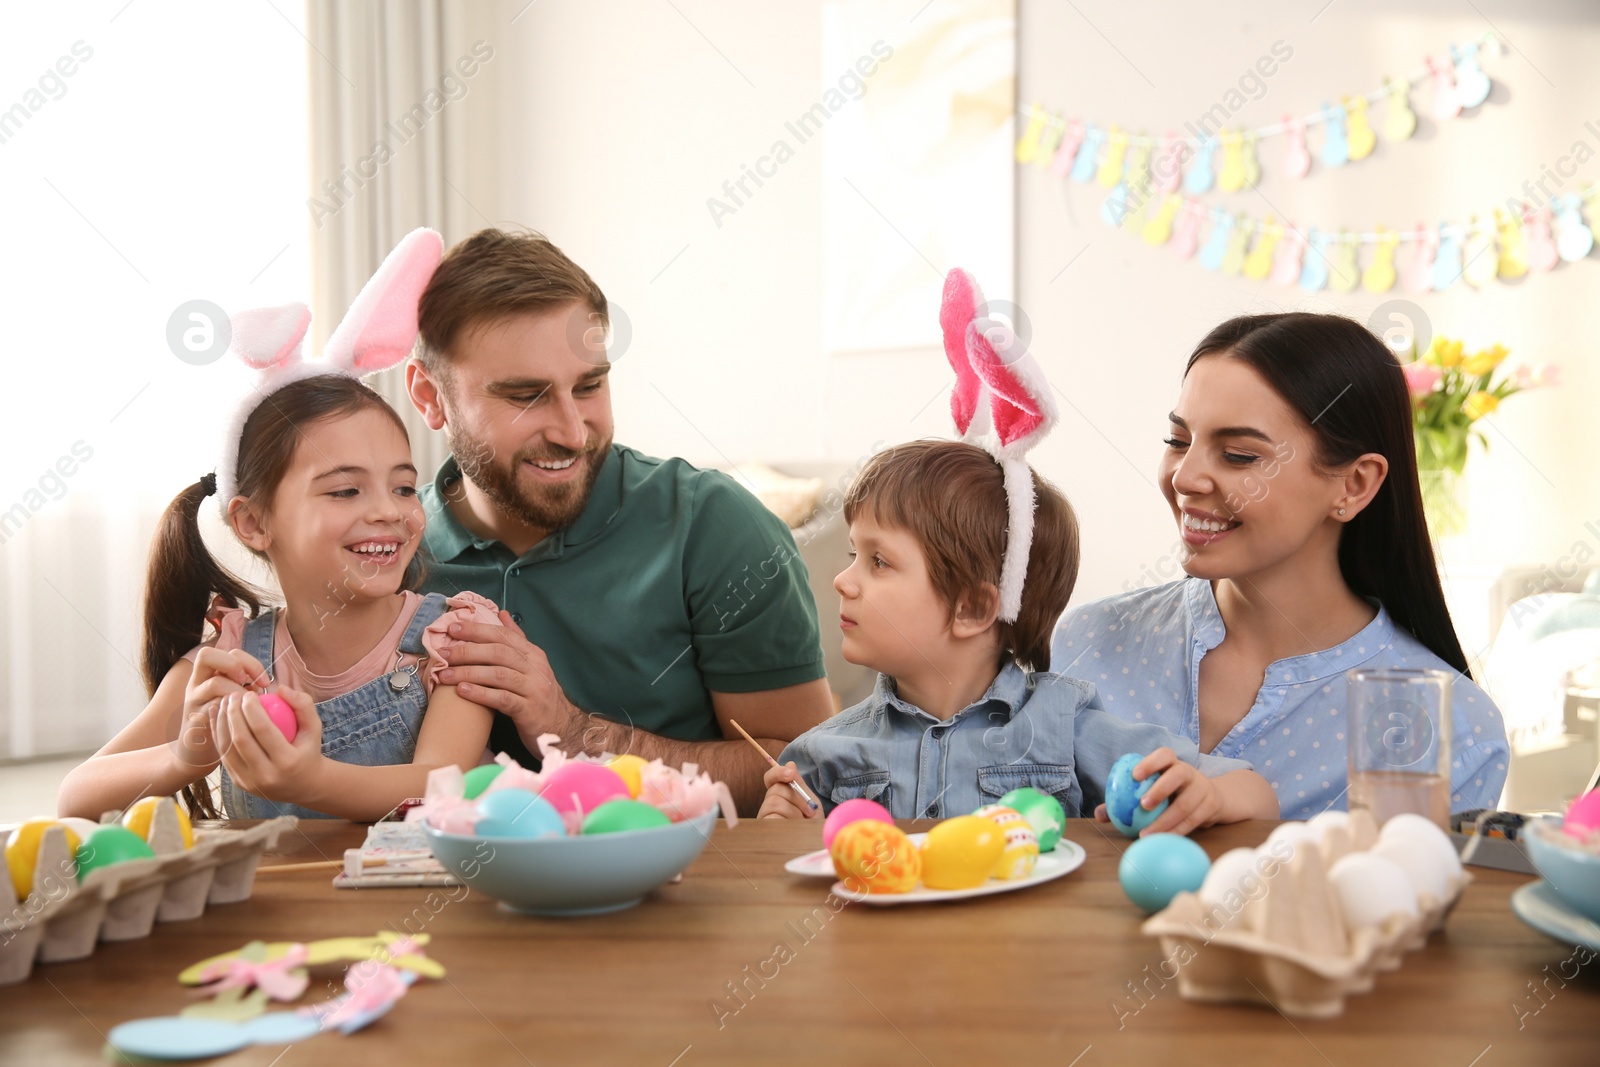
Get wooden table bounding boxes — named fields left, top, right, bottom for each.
left=2, top=819, right=1596, bottom=1066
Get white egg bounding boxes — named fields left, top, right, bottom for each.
left=1327, top=853, right=1419, bottom=929
left=1265, top=821, right=1322, bottom=862
left=57, top=817, right=103, bottom=842
left=1379, top=813, right=1462, bottom=878
left=1368, top=838, right=1450, bottom=903
left=1306, top=810, right=1350, bottom=837
left=1198, top=848, right=1259, bottom=904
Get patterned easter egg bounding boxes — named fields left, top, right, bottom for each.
left=973, top=804, right=1040, bottom=880
left=999, top=787, right=1066, bottom=852
left=830, top=820, right=920, bottom=894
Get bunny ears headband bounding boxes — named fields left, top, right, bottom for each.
left=939, top=268, right=1060, bottom=623
left=213, top=228, right=445, bottom=512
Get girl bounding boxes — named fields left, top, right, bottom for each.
left=58, top=228, right=499, bottom=821
left=1051, top=313, right=1509, bottom=820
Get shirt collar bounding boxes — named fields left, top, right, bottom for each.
left=422, top=445, right=627, bottom=564
left=1184, top=576, right=1396, bottom=684
left=872, top=660, right=1032, bottom=723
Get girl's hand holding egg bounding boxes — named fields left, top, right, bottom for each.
left=215, top=686, right=324, bottom=802
left=177, top=647, right=271, bottom=772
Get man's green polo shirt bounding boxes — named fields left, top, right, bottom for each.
left=418, top=444, right=826, bottom=765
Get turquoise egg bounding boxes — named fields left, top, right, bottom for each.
left=1118, top=833, right=1211, bottom=913
left=473, top=788, right=565, bottom=839
left=1104, top=752, right=1168, bottom=838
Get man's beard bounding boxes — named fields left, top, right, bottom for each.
left=450, top=425, right=612, bottom=535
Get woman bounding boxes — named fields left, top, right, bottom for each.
left=1051, top=313, right=1508, bottom=820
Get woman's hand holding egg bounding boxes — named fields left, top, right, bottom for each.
left=215, top=686, right=324, bottom=802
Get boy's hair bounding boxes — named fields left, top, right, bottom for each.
left=843, top=440, right=1079, bottom=671
left=416, top=227, right=608, bottom=373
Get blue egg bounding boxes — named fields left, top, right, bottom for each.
left=1119, top=833, right=1212, bottom=913
left=473, top=788, right=566, bottom=839
left=1104, top=752, right=1168, bottom=838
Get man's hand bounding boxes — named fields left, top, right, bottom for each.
left=437, top=611, right=584, bottom=747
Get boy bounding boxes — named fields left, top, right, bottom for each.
left=759, top=441, right=1277, bottom=835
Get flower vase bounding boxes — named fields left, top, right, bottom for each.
left=1418, top=466, right=1467, bottom=541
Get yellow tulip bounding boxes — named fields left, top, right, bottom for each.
left=1463, top=392, right=1499, bottom=420
left=1437, top=339, right=1465, bottom=368
left=1463, top=344, right=1509, bottom=377
left=1421, top=336, right=1446, bottom=366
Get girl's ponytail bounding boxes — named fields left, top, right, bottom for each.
left=140, top=474, right=262, bottom=696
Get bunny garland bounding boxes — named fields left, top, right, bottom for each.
left=213, top=227, right=445, bottom=512
left=939, top=268, right=1059, bottom=623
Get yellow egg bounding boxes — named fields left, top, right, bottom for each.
left=5, top=819, right=81, bottom=900
left=122, top=797, right=194, bottom=849
left=974, top=804, right=1040, bottom=880
left=919, top=814, right=1006, bottom=890
left=830, top=820, right=921, bottom=893
left=606, top=754, right=649, bottom=799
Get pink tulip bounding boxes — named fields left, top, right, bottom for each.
left=1402, top=362, right=1442, bottom=397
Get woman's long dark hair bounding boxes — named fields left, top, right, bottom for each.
left=1185, top=313, right=1471, bottom=676
left=142, top=375, right=422, bottom=817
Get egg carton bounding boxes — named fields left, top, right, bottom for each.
left=1141, top=810, right=1470, bottom=1018
left=0, top=809, right=297, bottom=985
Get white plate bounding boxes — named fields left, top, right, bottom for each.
left=785, top=834, right=1088, bottom=904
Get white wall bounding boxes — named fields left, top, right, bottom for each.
left=476, top=0, right=1599, bottom=626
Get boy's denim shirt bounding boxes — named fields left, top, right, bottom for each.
left=779, top=661, right=1253, bottom=819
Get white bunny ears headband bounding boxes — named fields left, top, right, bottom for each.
left=213, top=228, right=445, bottom=513
left=938, top=268, right=1060, bottom=623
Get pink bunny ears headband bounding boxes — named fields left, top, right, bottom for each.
left=213, top=228, right=445, bottom=512
left=939, top=268, right=1060, bottom=623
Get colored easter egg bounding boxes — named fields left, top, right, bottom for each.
left=919, top=815, right=1006, bottom=890
left=606, top=754, right=649, bottom=799
left=973, top=804, right=1040, bottom=880
left=75, top=825, right=157, bottom=881
left=999, top=787, right=1066, bottom=852
left=473, top=788, right=566, bottom=839
left=538, top=762, right=630, bottom=816
left=257, top=692, right=298, bottom=743
left=461, top=763, right=505, bottom=800
left=5, top=819, right=82, bottom=899
left=830, top=820, right=920, bottom=894
left=1105, top=753, right=1168, bottom=837
left=122, top=797, right=194, bottom=849
left=1118, top=833, right=1211, bottom=913
left=1564, top=789, right=1600, bottom=838
left=822, top=797, right=894, bottom=851
left=582, top=798, right=673, bottom=835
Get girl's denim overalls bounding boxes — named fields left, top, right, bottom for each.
left=220, top=593, right=450, bottom=819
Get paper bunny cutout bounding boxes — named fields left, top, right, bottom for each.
left=215, top=227, right=444, bottom=509
left=939, top=268, right=1060, bottom=622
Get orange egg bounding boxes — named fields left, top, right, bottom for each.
left=919, top=815, right=1005, bottom=890
left=830, top=820, right=920, bottom=894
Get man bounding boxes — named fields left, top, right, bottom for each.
left=406, top=228, right=832, bottom=813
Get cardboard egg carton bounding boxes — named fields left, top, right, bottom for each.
left=1141, top=810, right=1470, bottom=1018
left=0, top=807, right=296, bottom=985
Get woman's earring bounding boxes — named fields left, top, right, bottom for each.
left=1338, top=507, right=1347, bottom=516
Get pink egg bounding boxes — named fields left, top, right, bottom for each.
left=822, top=798, right=893, bottom=850
left=257, top=693, right=298, bottom=743
left=1564, top=790, right=1600, bottom=838
left=538, top=762, right=629, bottom=816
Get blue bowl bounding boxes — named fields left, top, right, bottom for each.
left=1525, top=816, right=1600, bottom=924
left=422, top=809, right=718, bottom=916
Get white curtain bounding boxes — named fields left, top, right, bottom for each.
left=307, top=0, right=483, bottom=479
